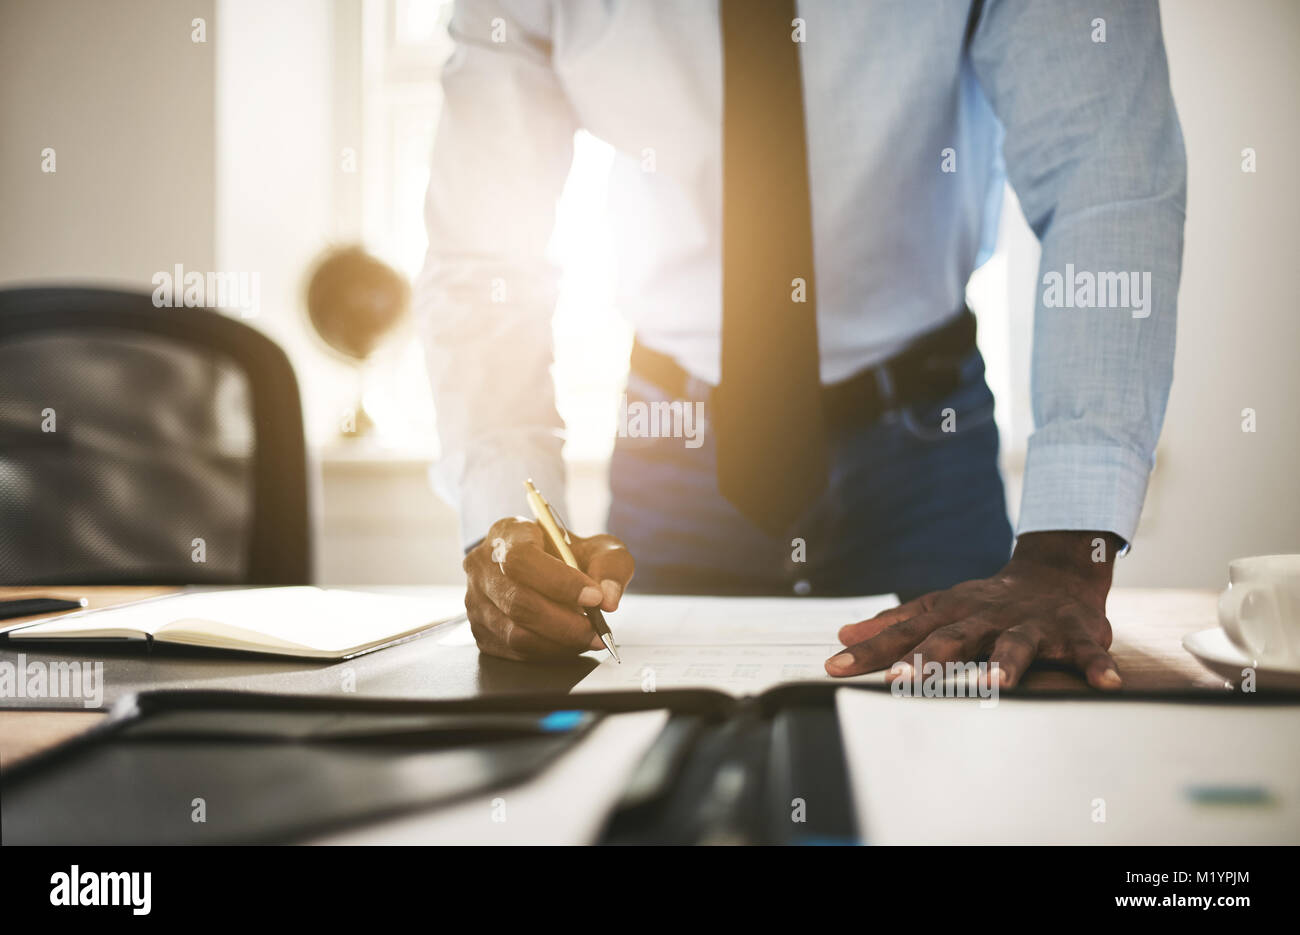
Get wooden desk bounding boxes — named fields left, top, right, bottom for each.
left=0, top=585, right=1228, bottom=770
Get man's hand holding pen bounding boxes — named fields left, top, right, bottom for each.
left=463, top=516, right=634, bottom=662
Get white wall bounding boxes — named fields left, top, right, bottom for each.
left=0, top=0, right=355, bottom=441
left=214, top=0, right=355, bottom=442
left=1113, top=0, right=1300, bottom=588
left=0, top=0, right=216, bottom=285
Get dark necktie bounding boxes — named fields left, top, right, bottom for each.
left=715, top=0, right=828, bottom=536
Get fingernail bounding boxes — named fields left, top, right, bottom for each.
left=827, top=652, right=856, bottom=673
left=600, top=579, right=622, bottom=609
left=1099, top=668, right=1123, bottom=689
left=578, top=586, right=603, bottom=606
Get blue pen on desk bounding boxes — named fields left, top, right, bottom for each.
left=524, top=479, right=621, bottom=663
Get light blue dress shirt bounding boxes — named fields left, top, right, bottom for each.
left=416, top=0, right=1185, bottom=548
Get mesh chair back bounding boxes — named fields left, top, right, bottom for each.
left=0, top=288, right=310, bottom=584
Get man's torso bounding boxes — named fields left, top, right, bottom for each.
left=528, top=0, right=1004, bottom=383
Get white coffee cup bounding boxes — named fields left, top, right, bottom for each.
left=1218, top=554, right=1300, bottom=669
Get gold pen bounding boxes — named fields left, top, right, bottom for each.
left=523, top=479, right=621, bottom=663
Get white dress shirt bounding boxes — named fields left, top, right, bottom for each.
left=416, top=0, right=1186, bottom=548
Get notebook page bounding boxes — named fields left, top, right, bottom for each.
left=10, top=587, right=467, bottom=655
left=6, top=592, right=214, bottom=638
left=156, top=588, right=466, bottom=654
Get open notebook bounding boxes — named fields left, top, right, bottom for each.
left=3, top=587, right=467, bottom=659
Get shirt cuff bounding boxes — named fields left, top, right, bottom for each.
left=1015, top=442, right=1153, bottom=547
left=451, top=457, right=568, bottom=551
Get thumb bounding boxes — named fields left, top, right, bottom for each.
left=581, top=536, right=635, bottom=612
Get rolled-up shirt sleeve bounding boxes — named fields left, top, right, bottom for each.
left=970, top=0, right=1186, bottom=546
left=415, top=0, right=577, bottom=547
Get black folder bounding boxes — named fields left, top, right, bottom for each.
left=0, top=684, right=861, bottom=845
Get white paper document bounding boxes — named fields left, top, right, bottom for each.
left=573, top=593, right=897, bottom=696
left=316, top=709, right=672, bottom=845
left=837, top=688, right=1300, bottom=844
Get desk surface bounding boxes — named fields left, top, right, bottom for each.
left=0, top=585, right=1229, bottom=768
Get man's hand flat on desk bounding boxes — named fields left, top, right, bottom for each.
left=463, top=517, right=634, bottom=662
left=825, top=531, right=1125, bottom=691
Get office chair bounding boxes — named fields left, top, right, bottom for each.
left=0, top=287, right=311, bottom=585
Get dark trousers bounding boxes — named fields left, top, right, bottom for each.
left=607, top=347, right=1014, bottom=601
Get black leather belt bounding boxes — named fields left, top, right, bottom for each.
left=629, top=307, right=978, bottom=432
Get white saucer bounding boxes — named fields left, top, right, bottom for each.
left=1183, top=628, right=1300, bottom=691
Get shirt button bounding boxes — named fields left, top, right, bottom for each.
left=793, top=579, right=812, bottom=596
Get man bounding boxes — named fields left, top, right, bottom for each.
left=417, top=0, right=1185, bottom=689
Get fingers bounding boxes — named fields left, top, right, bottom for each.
left=467, top=598, right=592, bottom=662
left=837, top=593, right=935, bottom=646
left=986, top=626, right=1042, bottom=689
left=1068, top=638, right=1123, bottom=691
left=478, top=562, right=597, bottom=652
left=900, top=616, right=1001, bottom=680
left=463, top=518, right=603, bottom=660
left=574, top=534, right=635, bottom=612
left=501, top=543, right=603, bottom=607
left=463, top=520, right=638, bottom=661
left=987, top=619, right=1119, bottom=690
left=825, top=609, right=954, bottom=676
left=827, top=597, right=1122, bottom=693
